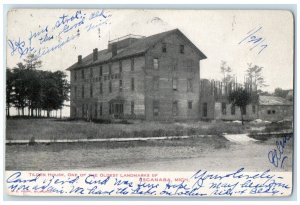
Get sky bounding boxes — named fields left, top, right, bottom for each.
left=6, top=9, right=294, bottom=116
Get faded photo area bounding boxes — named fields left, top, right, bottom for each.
left=5, top=9, right=293, bottom=173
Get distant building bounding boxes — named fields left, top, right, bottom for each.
left=199, top=79, right=258, bottom=121
left=258, top=95, right=293, bottom=122
left=66, top=29, right=207, bottom=120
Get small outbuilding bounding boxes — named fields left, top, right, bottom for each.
left=258, top=95, right=293, bottom=122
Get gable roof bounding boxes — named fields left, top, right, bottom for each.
left=66, top=29, right=207, bottom=71
left=259, top=95, right=293, bottom=106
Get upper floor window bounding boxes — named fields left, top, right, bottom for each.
left=74, top=71, right=77, bottom=81
left=187, top=78, right=193, bottom=92
left=109, top=81, right=112, bottom=93
left=109, top=64, right=112, bottom=75
left=131, top=78, right=135, bottom=91
left=74, top=86, right=77, bottom=98
left=188, top=101, right=193, bottom=109
left=119, top=61, right=122, bottom=73
left=172, top=78, right=178, bottom=91
left=162, top=43, right=167, bottom=53
left=153, top=58, right=159, bottom=70
left=180, top=45, right=185, bottom=54
left=131, top=58, right=134, bottom=71
left=153, top=76, right=159, bottom=91
left=90, top=68, right=93, bottom=78
left=90, top=84, right=93, bottom=97
left=99, top=66, right=103, bottom=76
left=81, top=85, right=84, bottom=98
left=172, top=101, right=178, bottom=116
left=81, top=69, right=85, bottom=79
left=100, top=82, right=103, bottom=95
left=119, top=80, right=123, bottom=92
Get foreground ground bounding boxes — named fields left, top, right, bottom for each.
left=6, top=118, right=293, bottom=171
left=6, top=118, right=279, bottom=141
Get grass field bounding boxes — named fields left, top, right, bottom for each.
left=6, top=118, right=252, bottom=141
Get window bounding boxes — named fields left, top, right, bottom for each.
left=203, top=103, right=207, bottom=117
left=272, top=110, right=276, bottom=114
left=153, top=100, right=159, bottom=116
left=74, top=71, right=77, bottom=81
left=172, top=101, right=178, bottom=116
left=153, top=58, right=159, bottom=70
left=99, top=66, right=103, bottom=76
left=109, top=81, right=112, bottom=93
left=131, top=101, right=134, bottom=115
left=109, top=64, right=112, bottom=75
left=99, top=102, right=103, bottom=116
left=162, top=43, right=167, bottom=53
left=131, top=58, right=134, bottom=71
left=188, top=101, right=193, bottom=109
left=94, top=103, right=97, bottom=118
left=119, top=61, right=122, bottom=73
left=81, top=85, right=84, bottom=98
left=131, top=78, right=135, bottom=91
left=180, top=45, right=184, bottom=54
left=231, top=105, right=235, bottom=115
left=252, top=105, right=256, bottom=114
left=119, top=80, right=123, bottom=92
left=242, top=106, right=247, bottom=115
left=222, top=102, right=226, bottom=115
left=100, top=82, right=103, bottom=94
left=74, top=86, right=77, bottom=98
left=267, top=110, right=271, bottom=114
left=104, top=76, right=107, bottom=81
left=153, top=76, right=159, bottom=90
left=81, top=69, right=85, bottom=79
left=187, top=78, right=193, bottom=92
left=172, top=78, right=178, bottom=91
left=90, top=68, right=93, bottom=78
left=90, top=84, right=93, bottom=97
left=82, top=104, right=85, bottom=117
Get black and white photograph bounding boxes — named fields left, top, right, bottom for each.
left=4, top=8, right=294, bottom=197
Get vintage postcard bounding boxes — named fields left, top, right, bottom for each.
left=5, top=9, right=294, bottom=197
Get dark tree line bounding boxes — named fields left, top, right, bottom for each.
left=6, top=54, right=70, bottom=118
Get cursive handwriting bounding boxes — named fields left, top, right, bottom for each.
left=8, top=9, right=111, bottom=60
left=268, top=134, right=292, bottom=168
left=239, top=26, right=268, bottom=54
left=6, top=168, right=290, bottom=196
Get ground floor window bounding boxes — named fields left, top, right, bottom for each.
left=153, top=100, right=159, bottom=116
left=203, top=102, right=207, bottom=117
left=222, top=102, right=226, bottom=115
left=172, top=101, right=178, bottom=116
left=109, top=102, right=124, bottom=117
left=188, top=101, right=193, bottom=109
left=131, top=101, right=135, bottom=115
left=242, top=106, right=246, bottom=115
left=252, top=105, right=256, bottom=114
left=99, top=102, right=103, bottom=116
left=231, top=105, right=235, bottom=115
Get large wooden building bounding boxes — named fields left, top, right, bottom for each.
left=67, top=29, right=207, bottom=121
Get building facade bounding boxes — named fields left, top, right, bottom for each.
left=258, top=96, right=293, bottom=122
left=199, top=79, right=259, bottom=121
left=67, top=29, right=207, bottom=121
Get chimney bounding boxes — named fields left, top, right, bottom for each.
left=93, top=48, right=98, bottom=61
left=78, top=55, right=82, bottom=64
